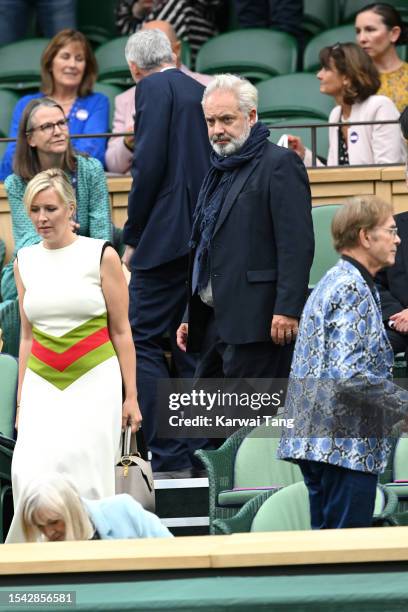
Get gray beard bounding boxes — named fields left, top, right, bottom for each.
left=211, top=122, right=251, bottom=157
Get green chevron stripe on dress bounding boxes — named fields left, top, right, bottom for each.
left=32, top=313, right=108, bottom=352
left=28, top=341, right=116, bottom=390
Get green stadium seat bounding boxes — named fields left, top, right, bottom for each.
left=93, top=82, right=123, bottom=130
left=77, top=0, right=117, bottom=46
left=0, top=89, right=21, bottom=160
left=257, top=73, right=334, bottom=120
left=0, top=354, right=17, bottom=439
left=268, top=117, right=329, bottom=161
left=195, top=423, right=303, bottom=533
left=195, top=29, right=298, bottom=83
left=95, top=37, right=134, bottom=87
left=303, top=24, right=355, bottom=72
left=309, top=204, right=341, bottom=288
left=342, top=0, right=408, bottom=23
left=213, top=482, right=398, bottom=533
left=302, top=0, right=340, bottom=37
left=0, top=38, right=50, bottom=91
left=181, top=39, right=192, bottom=70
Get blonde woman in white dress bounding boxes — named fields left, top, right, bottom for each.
left=6, top=168, right=141, bottom=543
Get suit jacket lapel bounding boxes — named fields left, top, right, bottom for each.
left=213, top=155, right=262, bottom=237
left=398, top=214, right=408, bottom=273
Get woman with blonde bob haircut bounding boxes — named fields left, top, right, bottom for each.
left=288, top=42, right=405, bottom=166
left=22, top=474, right=171, bottom=542
left=6, top=168, right=141, bottom=543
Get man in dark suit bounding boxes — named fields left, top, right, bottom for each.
left=122, top=29, right=211, bottom=474
left=177, top=74, right=314, bottom=381
left=377, top=211, right=408, bottom=354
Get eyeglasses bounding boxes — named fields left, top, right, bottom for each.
left=27, top=118, right=68, bottom=135
left=379, top=226, right=399, bottom=236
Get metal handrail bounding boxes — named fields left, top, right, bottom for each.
left=0, top=118, right=402, bottom=168
left=267, top=118, right=401, bottom=167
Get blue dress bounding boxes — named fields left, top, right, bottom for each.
left=0, top=91, right=109, bottom=180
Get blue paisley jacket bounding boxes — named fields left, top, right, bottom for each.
left=278, top=259, right=408, bottom=474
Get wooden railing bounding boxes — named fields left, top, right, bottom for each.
left=1, top=166, right=407, bottom=264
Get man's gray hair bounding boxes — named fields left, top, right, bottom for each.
left=202, top=74, right=258, bottom=114
left=125, top=29, right=174, bottom=71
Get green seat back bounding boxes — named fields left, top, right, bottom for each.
left=0, top=38, right=50, bottom=91
left=233, top=423, right=303, bottom=488
left=77, top=0, right=116, bottom=46
left=304, top=25, right=356, bottom=72
left=0, top=354, right=18, bottom=438
left=251, top=481, right=311, bottom=531
left=195, top=29, right=298, bottom=83
left=269, top=117, right=329, bottom=161
left=309, top=205, right=341, bottom=288
left=251, top=482, right=389, bottom=532
left=0, top=89, right=19, bottom=160
left=392, top=437, right=408, bottom=481
left=257, top=73, right=334, bottom=121
left=342, top=0, right=408, bottom=23
left=181, top=39, right=192, bottom=70
left=303, top=0, right=339, bottom=36
left=95, top=37, right=134, bottom=87
left=93, top=82, right=123, bottom=129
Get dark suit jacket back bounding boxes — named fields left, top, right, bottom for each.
left=377, top=211, right=408, bottom=320
left=123, top=68, right=211, bottom=269
left=187, top=141, right=314, bottom=350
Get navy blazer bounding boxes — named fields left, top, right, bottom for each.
left=187, top=141, right=314, bottom=350
left=123, top=68, right=211, bottom=269
left=377, top=211, right=408, bottom=320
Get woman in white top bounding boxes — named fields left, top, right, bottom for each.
left=288, top=42, right=405, bottom=166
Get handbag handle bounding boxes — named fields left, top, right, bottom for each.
left=122, top=425, right=140, bottom=457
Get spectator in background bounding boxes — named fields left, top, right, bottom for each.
left=106, top=19, right=212, bottom=174
left=288, top=43, right=405, bottom=166
left=115, top=0, right=221, bottom=63
left=234, top=0, right=303, bottom=38
left=21, top=474, right=171, bottom=542
left=0, top=98, right=111, bottom=302
left=0, top=29, right=109, bottom=180
left=121, top=30, right=211, bottom=475
left=0, top=0, right=76, bottom=45
left=376, top=107, right=408, bottom=356
left=355, top=3, right=408, bottom=113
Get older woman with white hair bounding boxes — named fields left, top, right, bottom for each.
left=21, top=474, right=171, bottom=541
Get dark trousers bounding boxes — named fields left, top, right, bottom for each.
left=298, top=460, right=378, bottom=529
left=234, top=0, right=303, bottom=37
left=195, top=310, right=294, bottom=380
left=129, top=255, right=208, bottom=471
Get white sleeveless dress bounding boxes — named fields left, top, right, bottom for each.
left=6, top=237, right=122, bottom=543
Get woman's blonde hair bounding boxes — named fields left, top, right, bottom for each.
left=331, top=195, right=393, bottom=251
left=21, top=474, right=93, bottom=542
left=23, top=168, right=77, bottom=214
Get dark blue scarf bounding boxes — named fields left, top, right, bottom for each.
left=190, top=121, right=270, bottom=293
